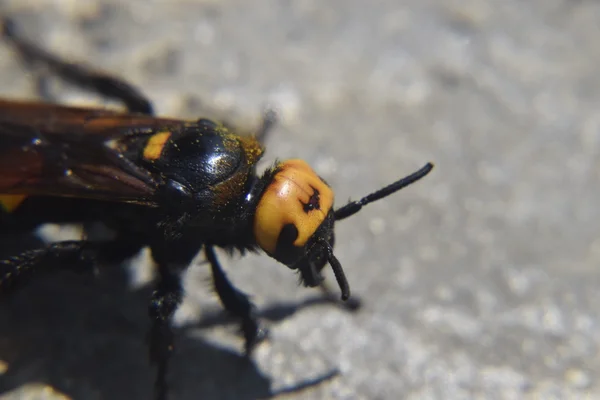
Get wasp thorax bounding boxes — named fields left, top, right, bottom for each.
left=254, top=159, right=334, bottom=260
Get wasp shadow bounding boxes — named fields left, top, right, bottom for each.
left=0, top=233, right=342, bottom=400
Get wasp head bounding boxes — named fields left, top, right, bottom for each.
left=253, top=159, right=434, bottom=302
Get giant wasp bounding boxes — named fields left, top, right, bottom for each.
left=0, top=17, right=433, bottom=399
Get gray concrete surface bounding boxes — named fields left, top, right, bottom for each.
left=0, top=0, right=599, bottom=399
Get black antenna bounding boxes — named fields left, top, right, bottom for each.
left=334, top=162, right=434, bottom=221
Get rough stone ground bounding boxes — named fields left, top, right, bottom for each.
left=0, top=0, right=598, bottom=399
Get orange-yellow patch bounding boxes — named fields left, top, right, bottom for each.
left=0, top=194, right=27, bottom=213
left=143, top=131, right=172, bottom=160
left=254, top=159, right=334, bottom=254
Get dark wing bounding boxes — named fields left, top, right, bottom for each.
left=0, top=99, right=185, bottom=205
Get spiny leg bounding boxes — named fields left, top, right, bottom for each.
left=1, top=17, right=153, bottom=115
left=0, top=236, right=151, bottom=295
left=148, top=238, right=200, bottom=400
left=204, top=245, right=267, bottom=355
left=147, top=263, right=182, bottom=400
left=0, top=240, right=94, bottom=293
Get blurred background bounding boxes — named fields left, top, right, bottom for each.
left=0, top=0, right=598, bottom=399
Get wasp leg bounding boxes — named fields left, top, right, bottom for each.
left=147, top=239, right=200, bottom=400
left=204, top=245, right=268, bottom=355
left=147, top=264, right=182, bottom=400
left=1, top=17, right=153, bottom=115
left=0, top=240, right=94, bottom=293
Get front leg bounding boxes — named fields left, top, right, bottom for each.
left=148, top=237, right=201, bottom=400
left=204, top=245, right=268, bottom=355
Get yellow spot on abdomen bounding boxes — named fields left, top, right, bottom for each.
left=143, top=131, right=172, bottom=160
left=0, top=194, right=27, bottom=213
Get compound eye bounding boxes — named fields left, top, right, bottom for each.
left=254, top=159, right=334, bottom=256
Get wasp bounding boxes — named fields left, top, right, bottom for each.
left=0, top=17, right=433, bottom=399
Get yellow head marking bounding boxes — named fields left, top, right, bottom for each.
left=143, top=131, right=172, bottom=161
left=0, top=194, right=27, bottom=213
left=254, top=159, right=334, bottom=254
